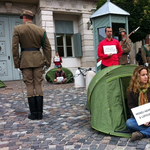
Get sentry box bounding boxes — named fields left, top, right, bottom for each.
left=90, top=0, right=130, bottom=72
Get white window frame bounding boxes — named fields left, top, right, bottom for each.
left=56, top=34, right=74, bottom=58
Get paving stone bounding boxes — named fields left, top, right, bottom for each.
left=97, top=143, right=107, bottom=150
left=117, top=141, right=127, bottom=146
left=138, top=141, right=147, bottom=145
left=114, top=146, right=126, bottom=150
left=119, top=138, right=129, bottom=142
left=127, top=141, right=139, bottom=147
left=105, top=145, right=116, bottom=150
left=64, top=145, right=74, bottom=149
left=0, top=81, right=149, bottom=150
left=125, top=146, right=136, bottom=150
left=74, top=145, right=81, bottom=148
left=0, top=147, right=9, bottom=150
left=0, top=141, right=9, bottom=145
left=90, top=145, right=98, bottom=149
left=109, top=140, right=119, bottom=145
left=136, top=144, right=147, bottom=149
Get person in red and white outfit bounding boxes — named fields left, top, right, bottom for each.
left=53, top=52, right=62, bottom=68
left=97, top=27, right=123, bottom=70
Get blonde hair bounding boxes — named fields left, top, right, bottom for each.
left=127, top=66, right=150, bottom=93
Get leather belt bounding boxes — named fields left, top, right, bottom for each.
left=122, top=53, right=129, bottom=55
left=21, top=48, right=39, bottom=51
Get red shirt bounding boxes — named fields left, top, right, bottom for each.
left=53, top=56, right=62, bottom=66
left=97, top=38, right=123, bottom=66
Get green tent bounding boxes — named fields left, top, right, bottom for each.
left=46, top=67, right=74, bottom=83
left=87, top=65, right=138, bottom=137
left=0, top=80, right=6, bottom=88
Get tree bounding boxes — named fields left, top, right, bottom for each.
left=97, top=0, right=150, bottom=43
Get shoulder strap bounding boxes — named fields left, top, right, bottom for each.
left=42, top=31, right=47, bottom=49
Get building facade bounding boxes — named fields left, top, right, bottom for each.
left=0, top=0, right=98, bottom=81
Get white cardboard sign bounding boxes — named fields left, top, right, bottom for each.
left=54, top=57, right=60, bottom=62
left=103, top=45, right=117, bottom=54
left=131, top=103, right=150, bottom=126
left=57, top=77, right=64, bottom=82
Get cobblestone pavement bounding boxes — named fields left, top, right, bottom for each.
left=0, top=81, right=150, bottom=150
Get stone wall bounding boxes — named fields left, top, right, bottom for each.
left=39, top=0, right=97, bottom=68
left=0, top=0, right=97, bottom=70
left=0, top=2, right=36, bottom=15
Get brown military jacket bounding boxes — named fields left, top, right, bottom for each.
left=12, top=21, right=51, bottom=69
left=119, top=38, right=132, bottom=65
left=141, top=44, right=150, bottom=67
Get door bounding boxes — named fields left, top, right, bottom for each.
left=0, top=17, right=13, bottom=81
left=10, top=16, right=22, bottom=80
left=0, top=16, right=22, bottom=81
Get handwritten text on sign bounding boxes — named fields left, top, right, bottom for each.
left=54, top=57, right=60, bottom=62
left=103, top=45, right=117, bottom=55
left=131, top=103, right=150, bottom=126
left=57, top=77, right=64, bottom=82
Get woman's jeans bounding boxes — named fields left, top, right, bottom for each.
left=126, top=118, right=150, bottom=138
left=55, top=65, right=59, bottom=68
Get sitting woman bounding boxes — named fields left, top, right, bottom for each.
left=126, top=66, right=150, bottom=141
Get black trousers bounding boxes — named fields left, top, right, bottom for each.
left=101, top=64, right=108, bottom=70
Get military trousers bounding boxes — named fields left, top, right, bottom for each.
left=22, top=67, right=43, bottom=97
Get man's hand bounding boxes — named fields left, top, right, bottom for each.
left=108, top=53, right=113, bottom=57
left=144, top=122, right=150, bottom=127
left=18, top=68, right=22, bottom=75
left=145, top=63, right=149, bottom=67
left=43, top=65, right=49, bottom=72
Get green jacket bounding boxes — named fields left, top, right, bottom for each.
left=141, top=44, right=150, bottom=64
left=12, top=21, right=51, bottom=69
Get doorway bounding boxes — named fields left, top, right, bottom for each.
left=0, top=15, right=22, bottom=81
left=112, top=23, right=125, bottom=41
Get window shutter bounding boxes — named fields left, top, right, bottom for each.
left=55, top=20, right=73, bottom=34
left=54, top=33, right=57, bottom=52
left=73, top=33, right=82, bottom=57
left=65, top=21, right=73, bottom=34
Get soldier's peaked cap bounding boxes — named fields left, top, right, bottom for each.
left=20, top=9, right=34, bottom=19
left=119, top=28, right=126, bottom=33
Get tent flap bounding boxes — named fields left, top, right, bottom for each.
left=107, top=78, right=127, bottom=132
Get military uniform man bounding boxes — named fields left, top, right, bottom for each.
left=141, top=34, right=150, bottom=68
left=119, top=28, right=132, bottom=65
left=12, top=9, right=51, bottom=120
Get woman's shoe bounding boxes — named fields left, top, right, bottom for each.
left=131, top=131, right=143, bottom=141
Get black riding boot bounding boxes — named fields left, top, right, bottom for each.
left=36, top=96, right=43, bottom=120
left=28, top=96, right=37, bottom=120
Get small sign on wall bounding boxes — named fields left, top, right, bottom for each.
left=131, top=103, right=150, bottom=126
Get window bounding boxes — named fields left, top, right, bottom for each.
left=56, top=34, right=73, bottom=57
left=66, top=35, right=72, bottom=57
left=98, top=27, right=106, bottom=42
left=56, top=35, right=64, bottom=57
left=55, top=20, right=82, bottom=57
